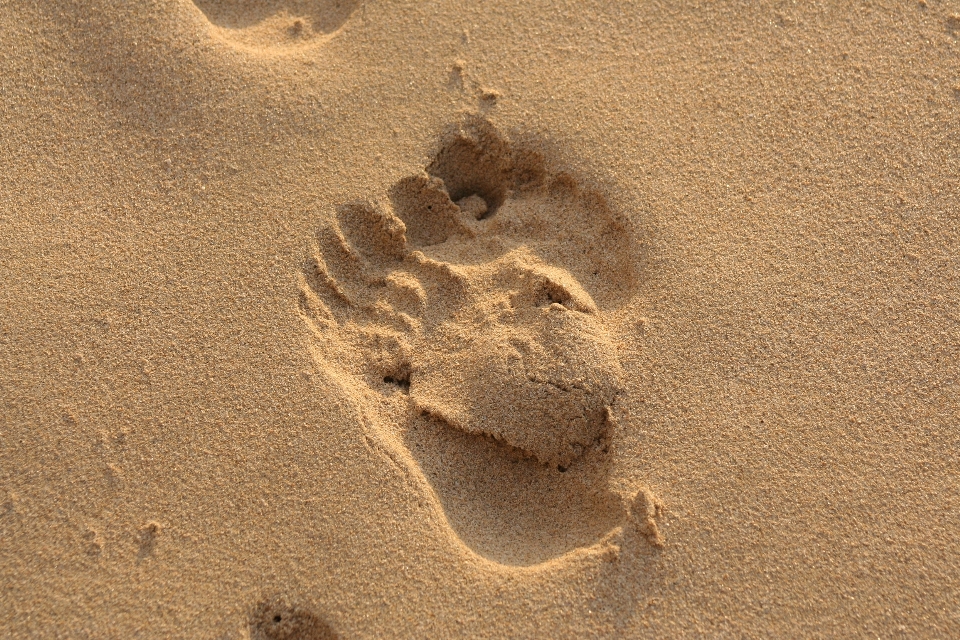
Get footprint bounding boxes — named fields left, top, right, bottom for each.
left=300, top=116, right=651, bottom=565
left=192, top=0, right=360, bottom=50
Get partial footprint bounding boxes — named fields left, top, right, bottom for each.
left=300, top=116, right=653, bottom=565
left=193, top=0, right=359, bottom=50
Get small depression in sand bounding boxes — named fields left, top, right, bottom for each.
left=300, top=116, right=654, bottom=566
left=192, top=0, right=359, bottom=49
left=249, top=599, right=339, bottom=640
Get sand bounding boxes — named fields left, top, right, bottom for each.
left=2, top=0, right=959, bottom=637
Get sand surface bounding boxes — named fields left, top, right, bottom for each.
left=2, top=0, right=960, bottom=637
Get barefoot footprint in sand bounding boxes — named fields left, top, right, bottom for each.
left=300, top=116, right=657, bottom=565
left=192, top=0, right=359, bottom=49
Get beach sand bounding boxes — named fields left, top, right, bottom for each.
left=2, top=0, right=959, bottom=637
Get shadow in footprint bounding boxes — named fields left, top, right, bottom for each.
left=193, top=0, right=359, bottom=48
left=299, top=116, right=646, bottom=566
left=405, top=413, right=626, bottom=565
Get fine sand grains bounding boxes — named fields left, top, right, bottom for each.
left=5, top=0, right=960, bottom=636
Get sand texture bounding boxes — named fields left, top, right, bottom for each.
left=2, top=0, right=960, bottom=637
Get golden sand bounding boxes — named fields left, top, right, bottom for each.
left=2, top=0, right=959, bottom=637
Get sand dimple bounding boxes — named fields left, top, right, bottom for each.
left=192, top=0, right=359, bottom=49
left=300, top=116, right=649, bottom=565
left=249, top=599, right=339, bottom=640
